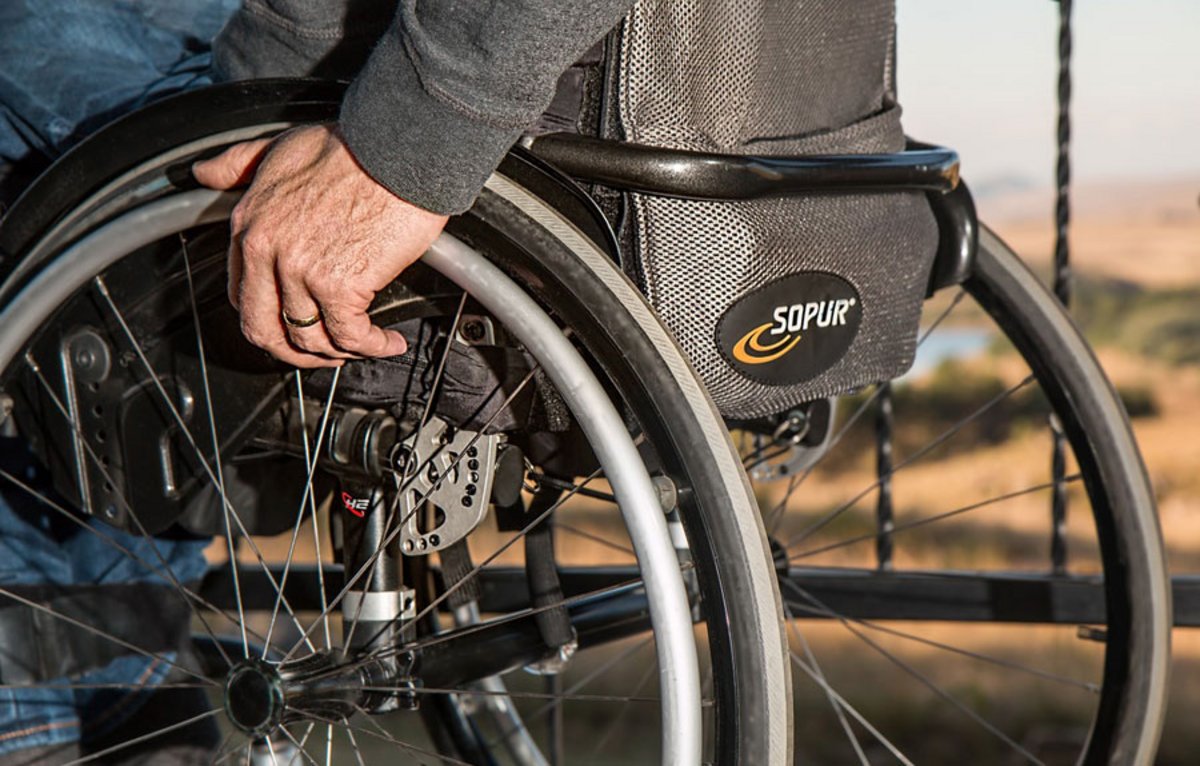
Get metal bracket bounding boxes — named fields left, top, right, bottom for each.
left=748, top=398, right=837, bottom=482
left=397, top=416, right=502, bottom=555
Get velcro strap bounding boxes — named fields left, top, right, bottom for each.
left=0, top=583, right=191, bottom=684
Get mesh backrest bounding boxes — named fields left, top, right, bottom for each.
left=617, top=0, right=938, bottom=420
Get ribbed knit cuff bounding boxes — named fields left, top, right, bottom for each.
left=339, top=31, right=524, bottom=216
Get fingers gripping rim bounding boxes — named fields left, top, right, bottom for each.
left=482, top=173, right=793, bottom=765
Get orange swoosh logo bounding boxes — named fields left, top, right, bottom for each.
left=732, top=323, right=802, bottom=365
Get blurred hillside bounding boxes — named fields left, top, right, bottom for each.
left=977, top=178, right=1200, bottom=288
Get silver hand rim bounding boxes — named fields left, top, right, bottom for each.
left=0, top=188, right=703, bottom=766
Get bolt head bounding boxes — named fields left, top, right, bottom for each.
left=462, top=321, right=485, bottom=342
left=392, top=446, right=413, bottom=473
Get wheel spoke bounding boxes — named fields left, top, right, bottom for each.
left=343, top=725, right=367, bottom=766
left=294, top=371, right=334, bottom=651
left=280, top=366, right=543, bottom=663
left=264, top=366, right=341, bottom=655
left=782, top=589, right=1097, bottom=692
left=783, top=374, right=1036, bottom=552
left=382, top=570, right=661, bottom=660
left=18, top=356, right=299, bottom=664
left=783, top=603, right=869, bottom=765
left=352, top=466, right=606, bottom=662
left=483, top=636, right=653, bottom=751
left=0, top=585, right=216, bottom=687
left=789, top=473, right=1083, bottom=562
left=587, top=658, right=658, bottom=759
left=209, top=732, right=239, bottom=766
left=361, top=704, right=475, bottom=766
left=297, top=706, right=472, bottom=766
left=0, top=681, right=207, bottom=690
left=279, top=725, right=321, bottom=766
left=180, top=235, right=248, bottom=658
left=412, top=291, right=468, bottom=438
left=0, top=461, right=240, bottom=669
left=785, top=578, right=1048, bottom=764
left=789, top=648, right=917, bottom=766
left=763, top=384, right=889, bottom=536
left=528, top=473, right=617, bottom=503
left=763, top=289, right=968, bottom=537
left=918, top=289, right=968, bottom=342
left=309, top=562, right=680, bottom=700
left=92, top=275, right=315, bottom=652
left=360, top=685, right=665, bottom=705
left=552, top=521, right=635, bottom=557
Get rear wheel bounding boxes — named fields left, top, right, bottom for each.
left=0, top=87, right=790, bottom=765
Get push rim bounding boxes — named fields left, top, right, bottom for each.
left=0, top=191, right=712, bottom=764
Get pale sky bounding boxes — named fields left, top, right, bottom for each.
left=895, top=0, right=1200, bottom=189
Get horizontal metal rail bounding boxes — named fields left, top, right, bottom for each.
left=198, top=565, right=1200, bottom=627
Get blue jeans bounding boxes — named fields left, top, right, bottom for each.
left=0, top=0, right=238, bottom=756
left=0, top=0, right=238, bottom=200
left=0, top=438, right=212, bottom=756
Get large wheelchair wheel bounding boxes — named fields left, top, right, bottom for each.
left=0, top=82, right=790, bottom=765
left=737, top=226, right=1170, bottom=764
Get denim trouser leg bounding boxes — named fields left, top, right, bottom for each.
left=0, top=0, right=238, bottom=756
left=0, top=440, right=212, bottom=756
left=0, top=0, right=239, bottom=203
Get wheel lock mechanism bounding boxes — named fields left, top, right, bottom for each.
left=288, top=402, right=505, bottom=556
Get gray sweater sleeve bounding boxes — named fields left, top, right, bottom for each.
left=214, top=0, right=633, bottom=215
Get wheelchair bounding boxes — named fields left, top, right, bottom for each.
left=0, top=79, right=1169, bottom=765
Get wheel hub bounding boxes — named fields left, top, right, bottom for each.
left=224, top=660, right=284, bottom=737
left=223, top=652, right=405, bottom=736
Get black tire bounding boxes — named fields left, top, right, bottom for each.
left=965, top=227, right=1170, bottom=764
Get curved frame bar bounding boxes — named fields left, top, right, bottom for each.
left=527, top=133, right=960, bottom=199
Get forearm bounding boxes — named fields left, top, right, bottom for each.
left=339, top=0, right=634, bottom=215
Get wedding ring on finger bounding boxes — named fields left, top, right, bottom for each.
left=282, top=308, right=322, bottom=329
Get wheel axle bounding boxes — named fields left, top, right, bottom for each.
left=222, top=652, right=411, bottom=736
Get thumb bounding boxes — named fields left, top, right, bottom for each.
left=192, top=138, right=273, bottom=190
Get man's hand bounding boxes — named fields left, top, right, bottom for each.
left=193, top=124, right=449, bottom=368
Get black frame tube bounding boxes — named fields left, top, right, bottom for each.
left=527, top=133, right=960, bottom=200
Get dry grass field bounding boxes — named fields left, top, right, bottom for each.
left=983, top=180, right=1200, bottom=289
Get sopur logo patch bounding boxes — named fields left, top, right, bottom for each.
left=716, top=272, right=863, bottom=385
